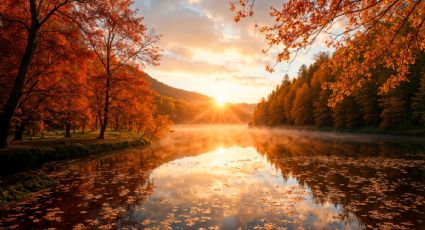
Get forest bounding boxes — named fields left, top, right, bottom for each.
left=0, top=0, right=171, bottom=148
left=231, top=0, right=425, bottom=134
left=1, top=0, right=425, bottom=229
left=251, top=51, right=425, bottom=133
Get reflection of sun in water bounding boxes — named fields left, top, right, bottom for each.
left=214, top=96, right=226, bottom=107
left=217, top=147, right=225, bottom=155
left=213, top=147, right=227, bottom=166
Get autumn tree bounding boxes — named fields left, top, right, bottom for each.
left=231, top=0, right=425, bottom=105
left=314, top=89, right=333, bottom=127
left=0, top=0, right=92, bottom=147
left=107, top=67, right=153, bottom=132
left=412, top=72, right=425, bottom=125
left=250, top=48, right=425, bottom=132
left=76, top=0, right=160, bottom=139
left=285, top=72, right=305, bottom=124
left=331, top=96, right=361, bottom=129
left=290, top=83, right=314, bottom=126
left=251, top=98, right=268, bottom=126
left=54, top=62, right=90, bottom=138
left=354, top=81, right=380, bottom=127
left=379, top=95, right=407, bottom=129
left=266, top=85, right=286, bottom=126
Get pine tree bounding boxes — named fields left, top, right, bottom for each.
left=355, top=82, right=379, bottom=126
left=291, top=83, right=314, bottom=125
left=379, top=95, right=406, bottom=129
left=332, top=96, right=362, bottom=129
left=314, top=89, right=333, bottom=127
left=412, top=72, right=425, bottom=125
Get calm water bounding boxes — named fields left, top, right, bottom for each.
left=1, top=125, right=425, bottom=229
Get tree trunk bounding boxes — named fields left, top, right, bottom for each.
left=114, top=113, right=119, bottom=131
left=92, top=111, right=100, bottom=132
left=65, top=123, right=71, bottom=138
left=0, top=24, right=39, bottom=148
left=14, top=121, right=27, bottom=141
left=99, top=72, right=111, bottom=139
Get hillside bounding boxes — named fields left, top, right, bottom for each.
left=145, top=74, right=212, bottom=104
left=144, top=74, right=255, bottom=124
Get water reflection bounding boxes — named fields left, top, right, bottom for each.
left=1, top=125, right=424, bottom=229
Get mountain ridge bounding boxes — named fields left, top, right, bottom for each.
left=144, top=73, right=255, bottom=124
left=144, top=74, right=213, bottom=104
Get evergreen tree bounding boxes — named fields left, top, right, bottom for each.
left=355, top=82, right=379, bottom=126
left=314, top=89, right=333, bottom=127
left=332, top=96, right=362, bottom=129
left=412, top=72, right=425, bottom=125
left=379, top=95, right=406, bottom=129
left=291, top=83, right=314, bottom=125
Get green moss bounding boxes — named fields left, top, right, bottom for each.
left=0, top=175, right=57, bottom=204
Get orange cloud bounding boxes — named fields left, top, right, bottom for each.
left=136, top=0, right=324, bottom=103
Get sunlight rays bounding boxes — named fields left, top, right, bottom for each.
left=189, top=101, right=247, bottom=124
left=214, top=96, right=226, bottom=107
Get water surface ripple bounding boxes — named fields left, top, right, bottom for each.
left=1, top=125, right=424, bottom=229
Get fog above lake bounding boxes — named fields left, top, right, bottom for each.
left=1, top=125, right=424, bottom=229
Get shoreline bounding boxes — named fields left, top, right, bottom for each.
left=0, top=138, right=149, bottom=205
left=249, top=125, right=425, bottom=142
left=0, top=139, right=149, bottom=176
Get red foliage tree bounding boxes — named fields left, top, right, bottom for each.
left=231, top=0, right=425, bottom=104
left=76, top=0, right=161, bottom=139
left=0, top=0, right=89, bottom=147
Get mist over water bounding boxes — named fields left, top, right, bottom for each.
left=1, top=125, right=424, bottom=229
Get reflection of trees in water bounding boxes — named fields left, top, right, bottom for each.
left=250, top=130, right=425, bottom=229
left=2, top=150, right=158, bottom=229
left=3, top=127, right=253, bottom=229
left=250, top=129, right=425, bottom=158
left=3, top=126, right=425, bottom=229
left=150, top=125, right=253, bottom=158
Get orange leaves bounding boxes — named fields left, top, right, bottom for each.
left=230, top=0, right=255, bottom=22
left=0, top=0, right=163, bottom=140
left=73, top=0, right=162, bottom=138
left=232, top=0, right=425, bottom=103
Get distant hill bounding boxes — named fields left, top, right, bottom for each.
left=144, top=73, right=255, bottom=124
left=145, top=74, right=212, bottom=104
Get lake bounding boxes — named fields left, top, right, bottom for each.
left=1, top=125, right=424, bottom=229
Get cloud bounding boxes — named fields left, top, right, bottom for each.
left=214, top=75, right=278, bottom=87
left=136, top=0, right=319, bottom=103
left=158, top=53, right=238, bottom=75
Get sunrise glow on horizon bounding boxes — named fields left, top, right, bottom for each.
left=137, top=0, right=331, bottom=104
left=214, top=96, right=226, bottom=107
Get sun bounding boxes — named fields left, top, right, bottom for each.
left=214, top=96, right=226, bottom=107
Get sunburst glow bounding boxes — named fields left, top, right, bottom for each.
left=214, top=96, right=226, bottom=107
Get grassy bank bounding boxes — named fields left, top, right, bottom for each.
left=0, top=138, right=148, bottom=175
left=0, top=175, right=57, bottom=204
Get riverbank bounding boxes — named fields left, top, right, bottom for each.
left=250, top=124, right=425, bottom=138
left=0, top=138, right=149, bottom=204
left=0, top=138, right=149, bottom=175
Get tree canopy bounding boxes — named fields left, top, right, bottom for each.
left=231, top=0, right=425, bottom=104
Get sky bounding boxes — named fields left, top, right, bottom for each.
left=136, top=0, right=330, bottom=104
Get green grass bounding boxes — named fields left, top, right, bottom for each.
left=0, top=131, right=150, bottom=204
left=0, top=132, right=149, bottom=175
left=20, top=130, right=146, bottom=141
left=0, top=175, right=57, bottom=204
